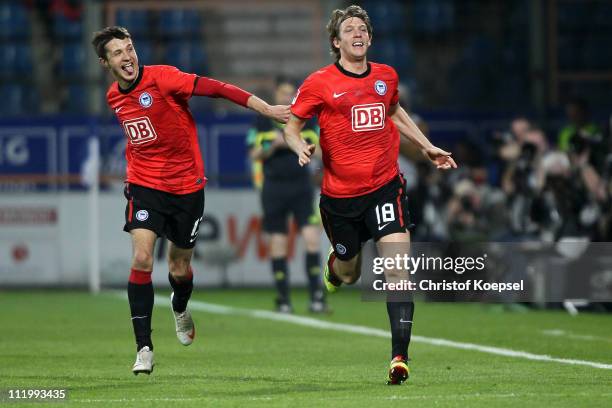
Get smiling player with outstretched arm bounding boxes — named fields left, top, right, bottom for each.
left=92, top=26, right=289, bottom=375
left=284, top=5, right=456, bottom=385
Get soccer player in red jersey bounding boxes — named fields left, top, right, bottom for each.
left=91, top=26, right=289, bottom=375
left=284, top=6, right=457, bottom=384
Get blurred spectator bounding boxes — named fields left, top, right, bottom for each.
left=598, top=154, right=612, bottom=240
left=497, top=117, right=532, bottom=164
left=26, top=0, right=82, bottom=37
left=447, top=179, right=488, bottom=241
left=497, top=125, right=548, bottom=237
left=446, top=174, right=505, bottom=242
left=530, top=151, right=598, bottom=241
left=397, top=83, right=430, bottom=164
left=558, top=98, right=606, bottom=169
left=397, top=82, right=443, bottom=240
left=501, top=127, right=549, bottom=197
left=397, top=82, right=429, bottom=188
left=558, top=98, right=601, bottom=151
left=407, top=160, right=452, bottom=241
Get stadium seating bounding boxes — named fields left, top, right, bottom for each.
left=361, top=1, right=405, bottom=35
left=159, top=9, right=202, bottom=36
left=0, top=84, right=23, bottom=115
left=0, top=44, right=18, bottom=75
left=53, top=13, right=82, bottom=40
left=164, top=41, right=207, bottom=73
left=60, top=42, right=86, bottom=76
left=65, top=84, right=88, bottom=113
left=411, top=0, right=454, bottom=33
left=0, top=1, right=609, bottom=117
left=134, top=41, right=153, bottom=65
left=115, top=9, right=149, bottom=36
left=0, top=1, right=29, bottom=39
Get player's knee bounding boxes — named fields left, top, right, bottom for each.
left=304, top=238, right=319, bottom=253
left=132, top=249, right=153, bottom=271
left=301, top=227, right=320, bottom=252
left=168, top=257, right=190, bottom=278
left=268, top=234, right=288, bottom=258
left=335, top=261, right=360, bottom=285
left=341, top=273, right=360, bottom=285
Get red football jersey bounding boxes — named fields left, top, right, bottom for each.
left=106, top=65, right=205, bottom=195
left=291, top=62, right=400, bottom=198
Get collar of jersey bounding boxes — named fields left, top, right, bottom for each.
left=334, top=61, right=371, bottom=78
left=118, top=65, right=144, bottom=95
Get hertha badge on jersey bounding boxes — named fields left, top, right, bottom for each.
left=136, top=210, right=149, bottom=221
left=139, top=92, right=153, bottom=108
left=335, top=243, right=347, bottom=255
left=374, top=80, right=387, bottom=96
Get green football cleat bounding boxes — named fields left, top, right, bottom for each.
left=323, top=247, right=341, bottom=293
left=387, top=356, right=410, bottom=385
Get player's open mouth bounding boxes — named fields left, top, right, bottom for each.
left=122, top=62, right=135, bottom=75
left=352, top=42, right=364, bottom=48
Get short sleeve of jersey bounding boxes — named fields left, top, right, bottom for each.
left=291, top=75, right=323, bottom=119
left=154, top=65, right=197, bottom=101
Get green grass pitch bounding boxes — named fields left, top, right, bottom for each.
left=0, top=289, right=611, bottom=407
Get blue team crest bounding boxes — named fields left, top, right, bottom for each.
left=139, top=92, right=153, bottom=108
left=136, top=210, right=149, bottom=221
left=374, top=80, right=387, bottom=96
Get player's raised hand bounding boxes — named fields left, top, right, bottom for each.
left=298, top=144, right=316, bottom=167
left=423, top=146, right=457, bottom=170
left=267, top=105, right=291, bottom=124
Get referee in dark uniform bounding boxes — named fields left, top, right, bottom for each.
left=247, top=77, right=328, bottom=313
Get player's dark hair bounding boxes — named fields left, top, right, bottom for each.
left=91, top=26, right=132, bottom=60
left=326, top=5, right=373, bottom=61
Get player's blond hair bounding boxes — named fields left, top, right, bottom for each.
left=326, top=5, right=373, bottom=61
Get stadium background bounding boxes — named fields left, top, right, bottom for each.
left=2, top=0, right=612, bottom=295
left=0, top=1, right=611, bottom=406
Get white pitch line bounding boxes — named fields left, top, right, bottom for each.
left=114, top=293, right=612, bottom=370
left=542, top=329, right=612, bottom=344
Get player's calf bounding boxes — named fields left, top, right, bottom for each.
left=330, top=250, right=362, bottom=285
left=323, top=247, right=342, bottom=293
left=168, top=267, right=194, bottom=313
left=168, top=264, right=195, bottom=346
left=170, top=292, right=195, bottom=346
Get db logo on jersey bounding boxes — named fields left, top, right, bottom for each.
left=123, top=117, right=158, bottom=145
left=351, top=103, right=385, bottom=132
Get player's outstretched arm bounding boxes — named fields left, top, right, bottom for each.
left=246, top=95, right=290, bottom=124
left=283, top=114, right=315, bottom=167
left=192, top=76, right=290, bottom=123
left=389, top=104, right=457, bottom=170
